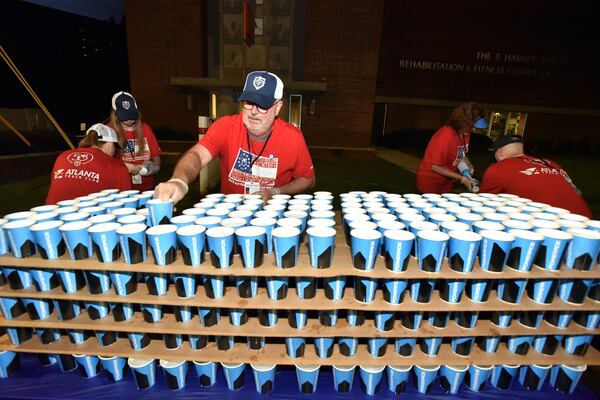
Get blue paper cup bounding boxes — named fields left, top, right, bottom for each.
left=5, top=327, right=33, bottom=345
left=350, top=228, right=382, bottom=271
left=176, top=224, right=205, bottom=266
left=145, top=273, right=168, bottom=296
left=173, top=274, right=196, bottom=298
left=439, top=279, right=466, bottom=304
left=563, top=334, right=593, bottom=355
left=249, top=363, right=276, bottom=394
left=332, top=365, right=355, bottom=393
left=490, top=364, right=519, bottom=391
left=288, top=309, right=307, bottom=329
left=296, top=364, right=320, bottom=394
left=3, top=219, right=37, bottom=258
left=358, top=365, right=385, bottom=395
left=55, top=354, right=77, bottom=372
left=0, top=297, right=26, bottom=319
left=533, top=228, right=572, bottom=270
left=564, top=228, right=600, bottom=270
left=249, top=217, right=277, bottom=254
left=110, top=301, right=133, bottom=321
left=354, top=276, right=378, bottom=303
left=193, top=361, right=217, bottom=387
left=73, top=354, right=102, bottom=378
left=146, top=224, right=178, bottom=265
left=550, top=364, right=586, bottom=394
left=472, top=220, right=505, bottom=234
left=517, top=310, right=545, bottom=328
left=30, top=220, right=65, bottom=259
left=323, top=276, right=346, bottom=300
left=88, top=222, right=121, bottom=262
left=266, top=276, right=288, bottom=300
left=127, top=332, right=151, bottom=350
left=4, top=211, right=36, bottom=221
left=306, top=226, right=336, bottom=268
left=203, top=276, right=225, bottom=299
left=343, top=212, right=370, bottom=245
left=98, top=356, right=126, bottom=382
left=385, top=365, right=410, bottom=394
left=206, top=226, right=235, bottom=268
left=410, top=279, right=435, bottom=303
left=0, top=353, right=21, bottom=376
left=235, top=276, right=258, bottom=299
left=455, top=311, right=478, bottom=329
left=198, top=307, right=220, bottom=327
left=29, top=268, right=60, bottom=292
left=374, top=311, right=396, bottom=332
left=394, top=338, right=416, bottom=357
left=383, top=229, right=414, bottom=272
left=533, top=335, right=563, bottom=355
left=169, top=214, right=197, bottom=228
left=59, top=221, right=93, bottom=260
left=451, top=337, right=475, bottom=356
left=545, top=310, right=574, bottom=328
left=221, top=362, right=245, bottom=391
left=111, top=207, right=136, bottom=219
left=573, top=311, right=600, bottom=330
left=286, top=337, right=306, bottom=358
left=235, top=226, right=266, bottom=268
left=414, top=365, right=440, bottom=394
left=497, top=278, right=527, bottom=304
left=368, top=338, right=388, bottom=357
left=382, top=279, right=408, bottom=304
left=507, top=335, right=534, bottom=355
left=52, top=299, right=81, bottom=321
left=272, top=226, right=301, bottom=268
left=0, top=219, right=10, bottom=256
left=505, top=229, right=543, bottom=272
left=229, top=308, right=248, bottom=326
left=400, top=312, right=423, bottom=330
left=147, top=199, right=174, bottom=226
left=527, top=279, right=557, bottom=305
left=88, top=213, right=116, bottom=225
left=417, top=230, right=449, bottom=272
left=160, top=359, right=188, bottom=390
left=319, top=309, right=338, bottom=327
left=22, top=298, right=52, bottom=320
left=84, top=300, right=109, bottom=320
left=295, top=276, right=317, bottom=299
left=519, top=364, right=551, bottom=391
left=490, top=311, right=513, bottom=327
left=314, top=337, right=335, bottom=358
left=465, top=279, right=491, bottom=303
left=163, top=333, right=183, bottom=349
left=439, top=365, right=468, bottom=394
left=477, top=336, right=500, bottom=353
left=36, top=328, right=61, bottom=344
left=558, top=278, right=593, bottom=304
left=465, top=364, right=493, bottom=392
left=117, top=223, right=147, bottom=264
left=136, top=209, right=151, bottom=226
left=338, top=337, right=358, bottom=356
left=448, top=230, right=482, bottom=273
left=419, top=337, right=443, bottom=356
left=67, top=329, right=91, bottom=345
left=347, top=309, right=366, bottom=326
left=1, top=267, right=32, bottom=290
left=479, top=230, right=514, bottom=273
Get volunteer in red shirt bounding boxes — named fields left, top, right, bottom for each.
left=110, top=91, right=161, bottom=192
left=416, top=102, right=488, bottom=194
left=46, top=123, right=131, bottom=204
left=480, top=135, right=592, bottom=218
left=155, top=70, right=316, bottom=204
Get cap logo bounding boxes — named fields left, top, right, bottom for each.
left=253, top=76, right=266, bottom=90
left=121, top=100, right=131, bottom=110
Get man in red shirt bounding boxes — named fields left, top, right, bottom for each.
left=46, top=123, right=131, bottom=204
left=479, top=135, right=592, bottom=217
left=155, top=71, right=316, bottom=203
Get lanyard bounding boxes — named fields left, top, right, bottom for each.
left=246, top=130, right=273, bottom=170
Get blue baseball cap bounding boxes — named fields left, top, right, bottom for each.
left=238, top=71, right=284, bottom=110
left=473, top=118, right=488, bottom=129
left=112, top=91, right=139, bottom=121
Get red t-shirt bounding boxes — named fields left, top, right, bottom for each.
left=479, top=155, right=592, bottom=218
left=199, top=114, right=315, bottom=194
left=416, top=125, right=470, bottom=194
left=46, top=147, right=131, bottom=204
left=119, top=122, right=161, bottom=191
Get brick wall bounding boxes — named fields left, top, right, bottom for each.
left=124, top=0, right=208, bottom=134
left=300, top=0, right=384, bottom=149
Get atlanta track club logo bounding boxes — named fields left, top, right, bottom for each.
left=54, top=169, right=64, bottom=179
left=67, top=152, right=94, bottom=167
left=253, top=76, right=266, bottom=90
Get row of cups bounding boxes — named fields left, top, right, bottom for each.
left=341, top=193, right=600, bottom=275
left=0, top=350, right=587, bottom=396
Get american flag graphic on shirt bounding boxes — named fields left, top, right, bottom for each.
left=229, top=148, right=278, bottom=188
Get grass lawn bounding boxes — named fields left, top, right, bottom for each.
left=0, top=152, right=596, bottom=218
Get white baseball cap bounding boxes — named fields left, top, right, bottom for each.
left=87, top=123, right=118, bottom=143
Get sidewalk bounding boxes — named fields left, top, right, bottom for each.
left=374, top=147, right=421, bottom=174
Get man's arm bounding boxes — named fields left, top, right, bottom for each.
left=154, top=144, right=213, bottom=203
left=431, top=164, right=476, bottom=192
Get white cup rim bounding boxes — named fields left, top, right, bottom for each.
left=377, top=220, right=405, bottom=231
left=221, top=362, right=244, bottom=368
left=350, top=228, right=381, bottom=240
left=277, top=217, right=303, bottom=227
left=443, top=365, right=468, bottom=372
left=568, top=228, right=600, bottom=240
left=206, top=226, right=235, bottom=238
left=117, top=223, right=147, bottom=235
left=160, top=359, right=186, bottom=368
left=250, top=217, right=277, bottom=227
left=88, top=222, right=121, bottom=233
left=306, top=226, right=336, bottom=237
left=117, top=215, right=147, bottom=224
left=295, top=364, right=320, bottom=372
left=4, top=219, right=36, bottom=229
left=30, top=220, right=64, bottom=231
left=127, top=358, right=154, bottom=368
left=250, top=363, right=276, bottom=371
left=59, top=220, right=93, bottom=231
left=480, top=230, right=515, bottom=242
left=235, top=226, right=266, bottom=237
left=272, top=226, right=301, bottom=238
left=384, top=229, right=415, bottom=241
left=449, top=230, right=482, bottom=241
left=88, top=214, right=115, bottom=224
left=147, top=199, right=173, bottom=205
left=535, top=228, right=572, bottom=240
left=195, top=216, right=222, bottom=226
left=509, top=229, right=544, bottom=241
left=220, top=217, right=247, bottom=228
left=359, top=365, right=385, bottom=373
left=145, top=224, right=178, bottom=236
left=332, top=365, right=356, bottom=372
left=417, top=229, right=449, bottom=241
left=177, top=224, right=206, bottom=236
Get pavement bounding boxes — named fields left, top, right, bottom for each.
left=375, top=147, right=420, bottom=173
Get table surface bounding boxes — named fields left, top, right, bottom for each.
left=1, top=354, right=597, bottom=400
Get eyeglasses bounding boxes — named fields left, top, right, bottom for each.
left=241, top=101, right=270, bottom=114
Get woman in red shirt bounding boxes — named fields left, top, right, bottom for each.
left=110, top=91, right=162, bottom=192
left=46, top=124, right=131, bottom=204
left=416, top=102, right=487, bottom=194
